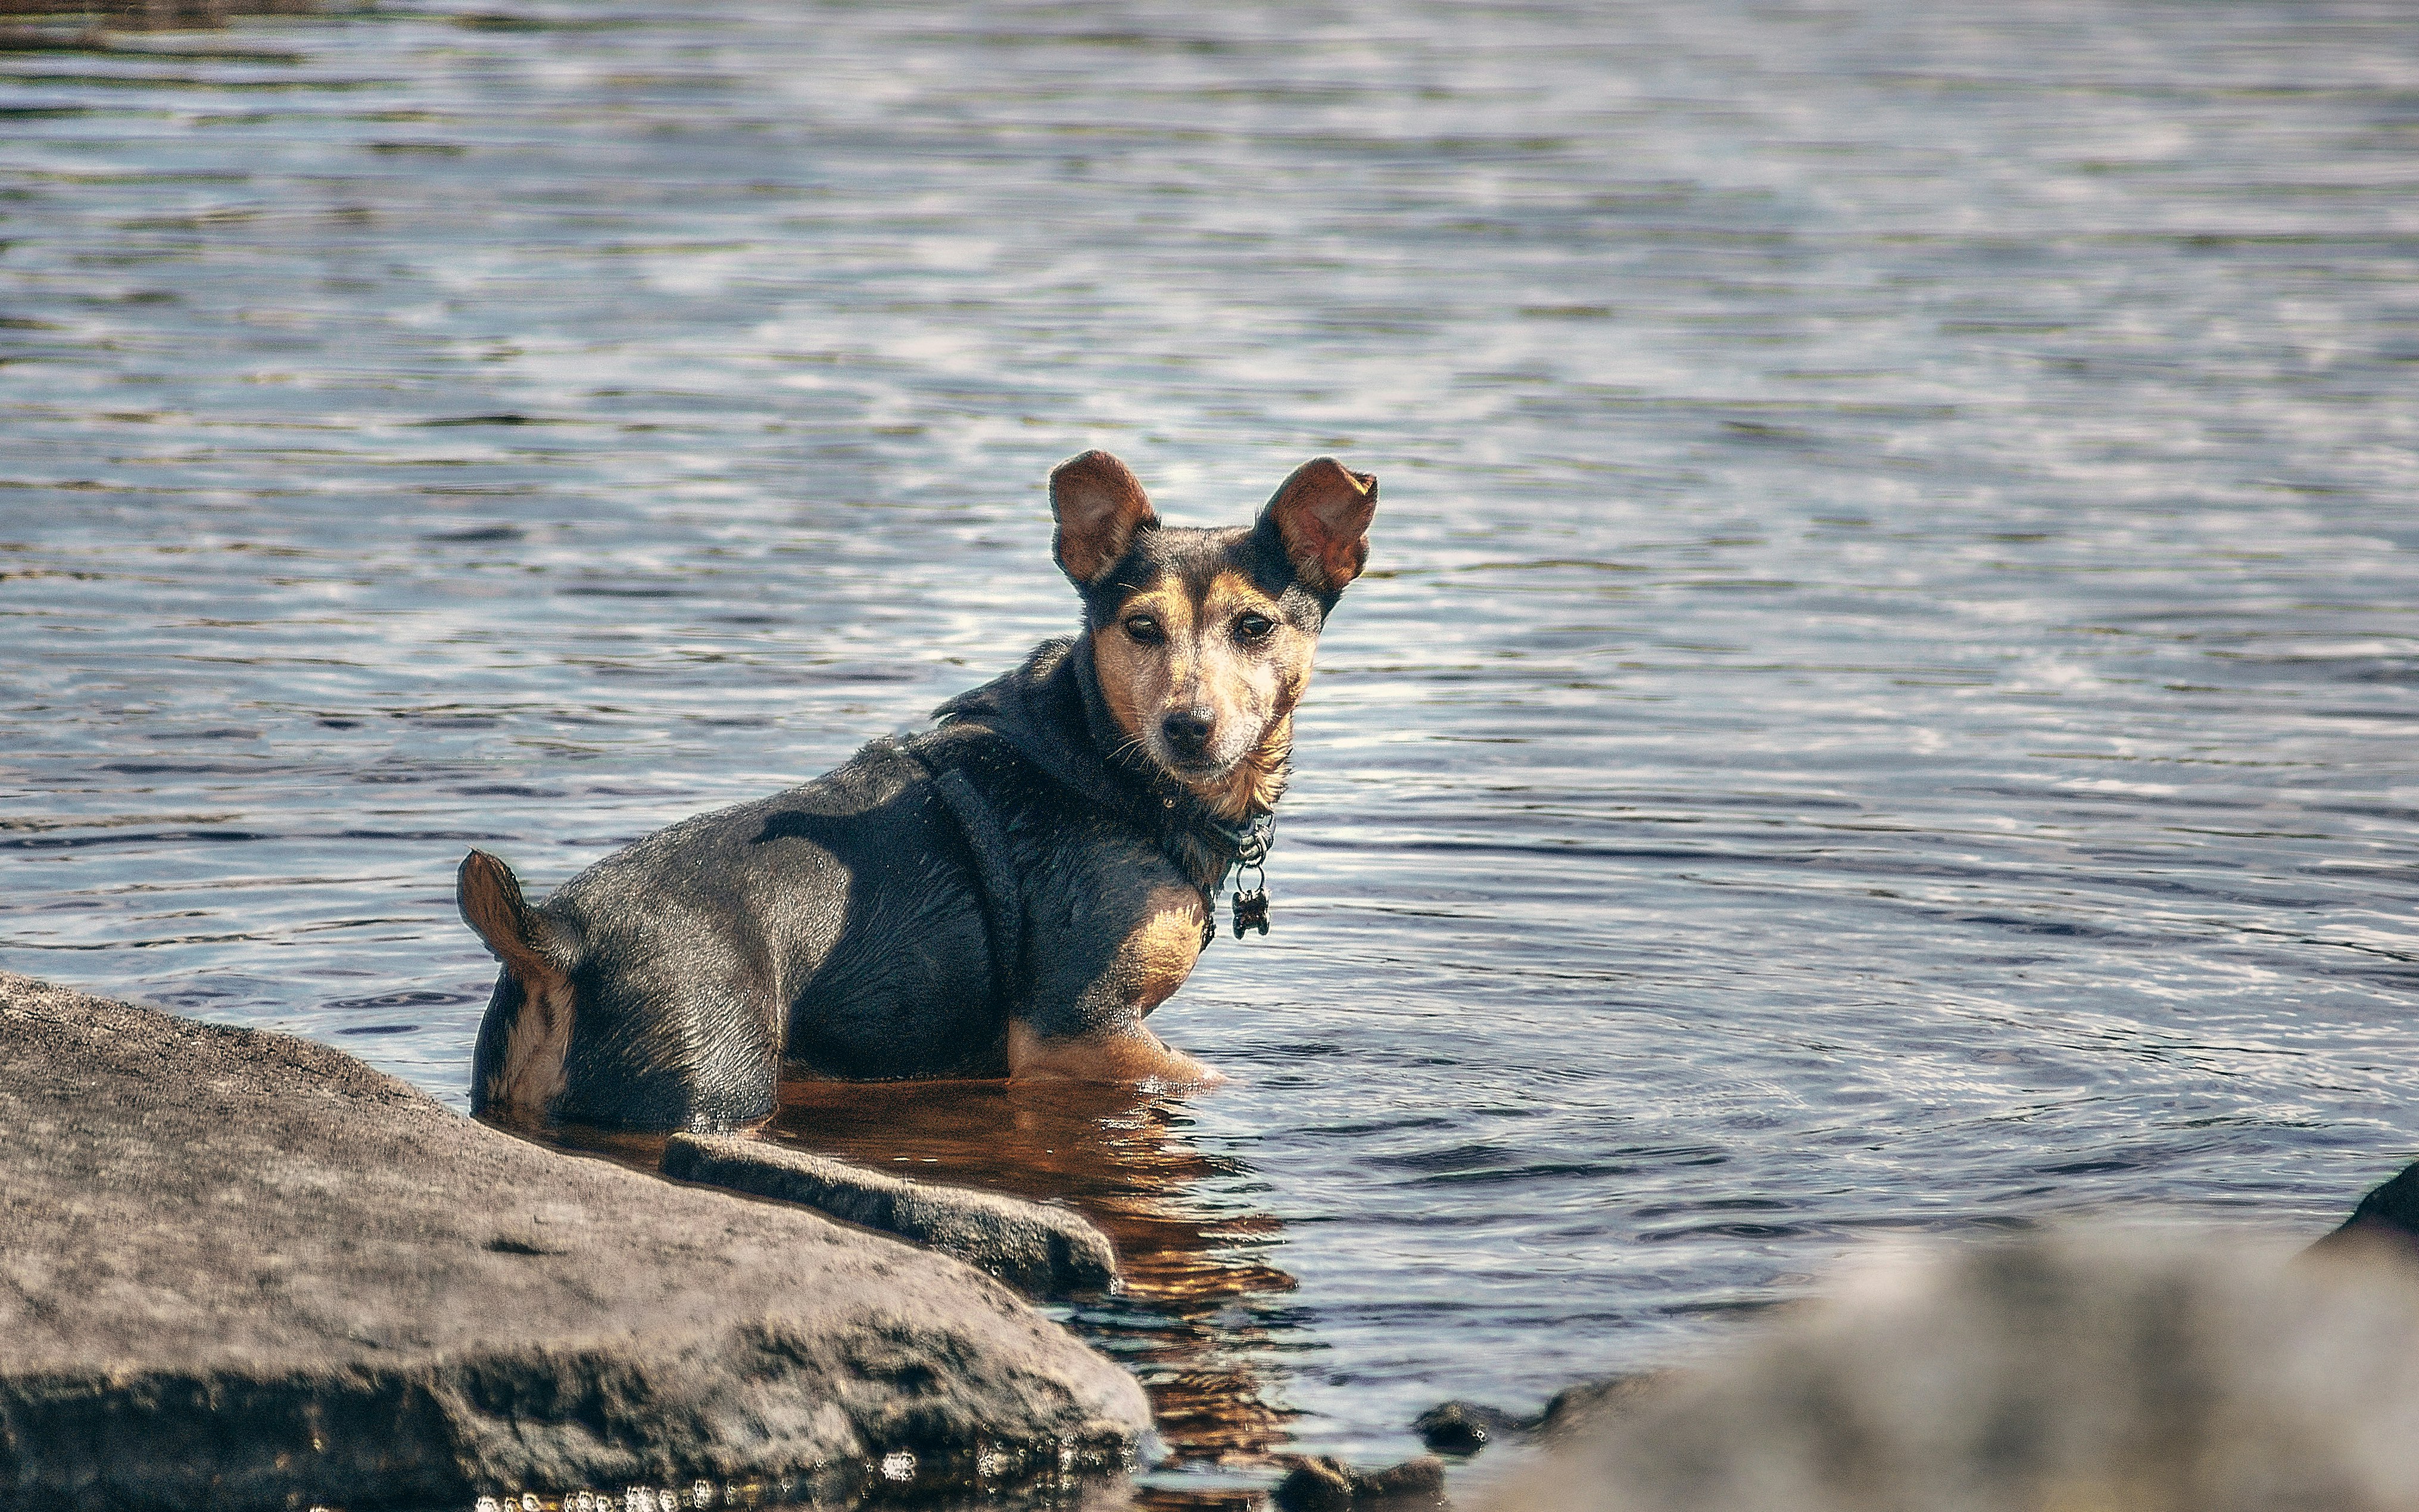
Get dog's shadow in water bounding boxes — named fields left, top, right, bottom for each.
left=770, top=1078, right=1300, bottom=1473
left=537, top=1080, right=1301, bottom=1477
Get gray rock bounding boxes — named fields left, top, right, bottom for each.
left=1412, top=1399, right=1528, bottom=1455
left=0, top=971, right=1149, bottom=1512
left=2312, top=1158, right=2419, bottom=1259
left=1479, top=1232, right=2419, bottom=1512
left=1414, top=1372, right=1669, bottom=1458
left=1272, top=1454, right=1449, bottom=1511
left=1533, top=1370, right=1673, bottom=1439
left=662, top=1131, right=1118, bottom=1298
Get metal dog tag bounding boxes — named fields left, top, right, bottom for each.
left=1233, top=887, right=1270, bottom=938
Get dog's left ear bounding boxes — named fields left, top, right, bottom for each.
left=1260, top=457, right=1377, bottom=596
left=1051, top=450, right=1161, bottom=585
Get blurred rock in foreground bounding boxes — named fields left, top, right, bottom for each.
left=2314, top=1159, right=2419, bottom=1259
left=0, top=972, right=1148, bottom=1512
left=1273, top=1454, right=1449, bottom=1511
left=1417, top=1374, right=1673, bottom=1458
left=1480, top=1232, right=2419, bottom=1512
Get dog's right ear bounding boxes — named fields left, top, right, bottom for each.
left=1050, top=450, right=1160, bottom=585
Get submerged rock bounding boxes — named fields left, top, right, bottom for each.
left=1411, top=1400, right=1528, bottom=1456
left=1272, top=1454, right=1449, bottom=1511
left=662, top=1131, right=1118, bottom=1298
left=1413, top=1372, right=1670, bottom=1457
left=0, top=972, right=1148, bottom=1512
left=1479, top=1233, right=2419, bottom=1512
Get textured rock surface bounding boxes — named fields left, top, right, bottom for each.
left=0, top=972, right=1149, bottom=1512
left=663, top=1131, right=1118, bottom=1298
left=1480, top=1233, right=2419, bottom=1512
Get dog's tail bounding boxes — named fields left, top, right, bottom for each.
left=459, top=848, right=577, bottom=1124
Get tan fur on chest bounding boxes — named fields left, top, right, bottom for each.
left=1118, top=883, right=1208, bottom=1013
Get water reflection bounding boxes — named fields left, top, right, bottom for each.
left=770, top=1080, right=1298, bottom=1476
left=522, top=1077, right=1302, bottom=1495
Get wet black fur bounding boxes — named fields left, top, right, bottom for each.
left=467, top=512, right=1336, bottom=1132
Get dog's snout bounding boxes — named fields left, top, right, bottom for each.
left=1161, top=709, right=1215, bottom=757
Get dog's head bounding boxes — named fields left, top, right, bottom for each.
left=1049, top=450, right=1377, bottom=819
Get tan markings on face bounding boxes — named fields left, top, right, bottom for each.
left=485, top=975, right=573, bottom=1122
left=1093, top=570, right=1319, bottom=815
left=1190, top=570, right=1315, bottom=818
left=1115, top=883, right=1208, bottom=1014
left=1197, top=710, right=1295, bottom=820
left=1090, top=579, right=1191, bottom=747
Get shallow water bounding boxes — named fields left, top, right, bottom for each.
left=4, top=0, right=2417, bottom=1501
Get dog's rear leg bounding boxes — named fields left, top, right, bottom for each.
left=459, top=848, right=576, bottom=1126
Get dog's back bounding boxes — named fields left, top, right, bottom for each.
left=466, top=743, right=998, bottom=1128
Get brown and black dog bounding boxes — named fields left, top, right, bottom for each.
left=457, top=450, right=1376, bottom=1132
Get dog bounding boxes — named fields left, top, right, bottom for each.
left=457, top=450, right=1376, bottom=1132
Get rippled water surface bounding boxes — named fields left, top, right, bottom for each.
left=5, top=0, right=2417, bottom=1500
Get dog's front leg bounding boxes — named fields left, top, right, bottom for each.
left=1006, top=878, right=1222, bottom=1090
left=1006, top=1020, right=1224, bottom=1090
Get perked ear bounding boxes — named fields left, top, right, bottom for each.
left=459, top=848, right=556, bottom=984
left=1050, top=450, right=1161, bottom=585
left=1260, top=457, right=1377, bottom=595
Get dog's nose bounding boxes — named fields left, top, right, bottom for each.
left=1161, top=709, right=1215, bottom=757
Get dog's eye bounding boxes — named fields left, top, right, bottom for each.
left=1235, top=612, right=1275, bottom=642
left=1123, top=615, right=1164, bottom=645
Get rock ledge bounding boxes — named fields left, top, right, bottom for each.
left=0, top=972, right=1149, bottom=1512
left=662, top=1131, right=1118, bottom=1298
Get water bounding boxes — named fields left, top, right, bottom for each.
left=4, top=0, right=2417, bottom=1501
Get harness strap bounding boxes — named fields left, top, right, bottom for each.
left=930, top=766, right=1027, bottom=1016
left=896, top=716, right=1279, bottom=994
